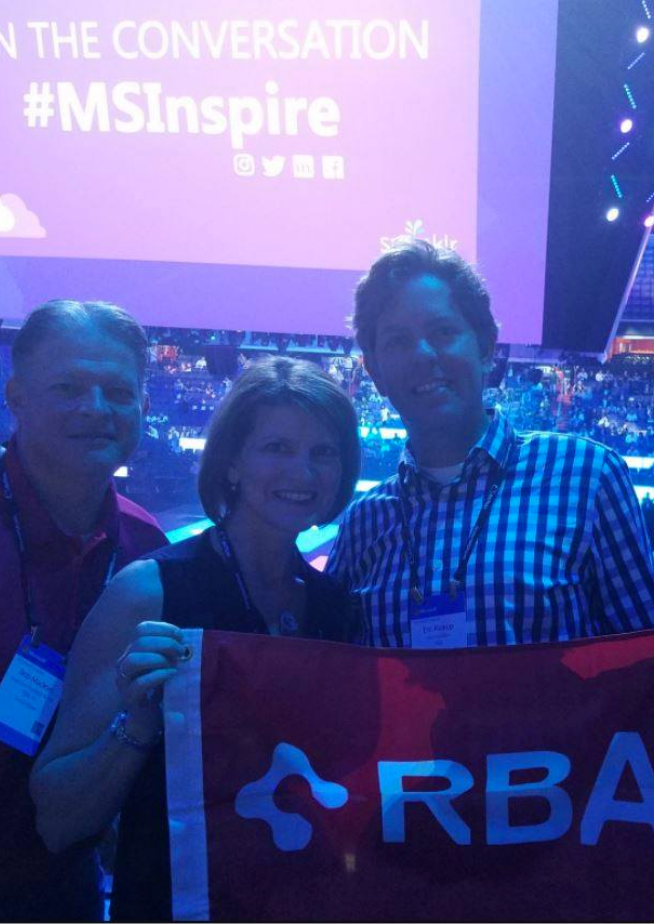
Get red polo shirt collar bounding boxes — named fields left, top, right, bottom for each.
left=3, top=436, right=120, bottom=561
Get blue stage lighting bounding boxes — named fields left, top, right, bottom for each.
left=612, top=142, right=631, bottom=160
left=628, top=51, right=646, bottom=69
left=610, top=174, right=624, bottom=198
left=606, top=207, right=620, bottom=222
left=623, top=84, right=637, bottom=109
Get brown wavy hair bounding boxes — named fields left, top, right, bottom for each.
left=198, top=355, right=360, bottom=524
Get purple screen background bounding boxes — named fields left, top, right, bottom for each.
left=0, top=0, right=557, bottom=342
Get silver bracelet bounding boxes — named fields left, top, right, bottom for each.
left=110, top=710, right=162, bottom=751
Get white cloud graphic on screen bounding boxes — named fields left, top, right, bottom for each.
left=0, top=194, right=46, bottom=238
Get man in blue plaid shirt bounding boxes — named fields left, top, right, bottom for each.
left=328, top=241, right=654, bottom=648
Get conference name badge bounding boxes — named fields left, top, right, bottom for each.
left=410, top=592, right=467, bottom=649
left=0, top=635, right=65, bottom=756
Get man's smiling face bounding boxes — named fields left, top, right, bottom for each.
left=7, top=323, right=147, bottom=484
left=365, top=274, right=491, bottom=438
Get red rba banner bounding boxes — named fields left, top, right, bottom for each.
left=164, top=630, right=654, bottom=922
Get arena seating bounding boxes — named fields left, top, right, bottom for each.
left=3, top=336, right=654, bottom=538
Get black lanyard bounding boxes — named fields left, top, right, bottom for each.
left=213, top=520, right=259, bottom=620
left=1, top=455, right=117, bottom=645
left=399, top=442, right=512, bottom=604
left=213, top=521, right=306, bottom=633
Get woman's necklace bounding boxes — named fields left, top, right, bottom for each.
left=212, top=523, right=307, bottom=636
left=278, top=611, right=299, bottom=635
left=275, top=570, right=308, bottom=636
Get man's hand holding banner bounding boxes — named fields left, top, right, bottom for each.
left=164, top=630, right=654, bottom=922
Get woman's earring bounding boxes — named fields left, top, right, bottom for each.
left=223, top=479, right=239, bottom=518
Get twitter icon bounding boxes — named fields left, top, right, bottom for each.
left=262, top=156, right=286, bottom=177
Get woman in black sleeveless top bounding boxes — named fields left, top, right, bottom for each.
left=111, top=529, right=355, bottom=921
left=31, top=357, right=362, bottom=921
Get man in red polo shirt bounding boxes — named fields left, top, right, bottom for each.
left=0, top=300, right=167, bottom=921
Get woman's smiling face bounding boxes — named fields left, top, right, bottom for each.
left=228, top=402, right=343, bottom=537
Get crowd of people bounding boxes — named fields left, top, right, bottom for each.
left=5, top=332, right=654, bottom=513
left=4, top=330, right=654, bottom=510
left=92, top=342, right=654, bottom=503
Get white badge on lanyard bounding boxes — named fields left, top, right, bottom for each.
left=410, top=591, right=467, bottom=649
left=0, top=635, right=65, bottom=755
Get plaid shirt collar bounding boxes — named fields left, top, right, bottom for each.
left=398, top=409, right=515, bottom=491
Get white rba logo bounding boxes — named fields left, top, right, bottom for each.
left=235, top=742, right=348, bottom=851
left=235, top=733, right=654, bottom=851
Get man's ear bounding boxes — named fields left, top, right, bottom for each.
left=5, top=377, right=24, bottom=417
left=481, top=355, right=494, bottom=376
left=141, top=392, right=151, bottom=416
left=480, top=339, right=497, bottom=376
left=363, top=349, right=387, bottom=397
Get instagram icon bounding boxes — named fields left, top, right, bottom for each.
left=233, top=154, right=255, bottom=176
